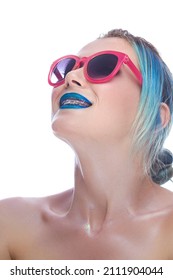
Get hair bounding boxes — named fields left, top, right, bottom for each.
left=99, top=29, right=173, bottom=184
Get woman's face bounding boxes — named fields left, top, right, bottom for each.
left=51, top=37, right=141, bottom=148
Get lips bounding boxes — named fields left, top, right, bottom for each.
left=59, top=92, right=92, bottom=109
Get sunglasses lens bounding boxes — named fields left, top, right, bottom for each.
left=87, top=54, right=118, bottom=79
left=51, top=58, right=76, bottom=84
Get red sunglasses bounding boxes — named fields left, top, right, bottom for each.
left=48, top=50, right=142, bottom=87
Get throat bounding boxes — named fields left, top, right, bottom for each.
left=76, top=198, right=111, bottom=236
left=84, top=223, right=91, bottom=235
left=83, top=219, right=105, bottom=236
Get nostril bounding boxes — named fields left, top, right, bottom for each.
left=72, top=80, right=81, bottom=86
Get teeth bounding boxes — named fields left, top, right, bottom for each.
left=61, top=99, right=89, bottom=106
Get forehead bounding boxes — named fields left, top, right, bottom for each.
left=78, top=38, right=139, bottom=66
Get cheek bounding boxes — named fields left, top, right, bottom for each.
left=51, top=87, right=62, bottom=114
left=92, top=82, right=140, bottom=134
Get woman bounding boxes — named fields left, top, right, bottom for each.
left=0, top=29, right=173, bottom=260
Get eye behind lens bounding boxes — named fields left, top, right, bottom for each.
left=87, top=54, right=118, bottom=79
left=51, top=58, right=76, bottom=84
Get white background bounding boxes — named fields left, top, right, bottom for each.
left=0, top=0, right=172, bottom=199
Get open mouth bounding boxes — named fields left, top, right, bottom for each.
left=59, top=92, right=92, bottom=109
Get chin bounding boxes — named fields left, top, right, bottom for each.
left=51, top=112, right=82, bottom=143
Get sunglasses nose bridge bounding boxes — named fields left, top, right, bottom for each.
left=78, top=57, right=87, bottom=68
left=63, top=57, right=88, bottom=88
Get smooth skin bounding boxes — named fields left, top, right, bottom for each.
left=0, top=37, right=173, bottom=260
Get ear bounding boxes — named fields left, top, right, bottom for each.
left=160, top=102, right=171, bottom=128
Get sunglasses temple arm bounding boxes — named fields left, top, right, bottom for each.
left=125, top=58, right=142, bottom=85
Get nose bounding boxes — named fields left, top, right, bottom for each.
left=65, top=76, right=82, bottom=88
left=64, top=63, right=87, bottom=89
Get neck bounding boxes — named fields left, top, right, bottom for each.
left=66, top=143, right=154, bottom=234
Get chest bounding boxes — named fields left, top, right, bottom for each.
left=17, top=217, right=167, bottom=260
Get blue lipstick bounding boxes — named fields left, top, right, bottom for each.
left=59, top=92, right=92, bottom=109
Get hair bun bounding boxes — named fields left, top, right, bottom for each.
left=158, top=149, right=173, bottom=165
left=151, top=149, right=173, bottom=184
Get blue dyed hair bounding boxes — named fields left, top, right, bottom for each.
left=132, top=40, right=173, bottom=178
left=100, top=29, right=173, bottom=183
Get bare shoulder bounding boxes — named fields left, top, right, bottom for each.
left=163, top=186, right=173, bottom=212
left=156, top=187, right=173, bottom=259
left=155, top=186, right=173, bottom=217
left=0, top=188, right=73, bottom=221
left=0, top=189, right=73, bottom=259
left=0, top=196, right=43, bottom=259
left=0, top=196, right=45, bottom=223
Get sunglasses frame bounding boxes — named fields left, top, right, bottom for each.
left=48, top=50, right=142, bottom=87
